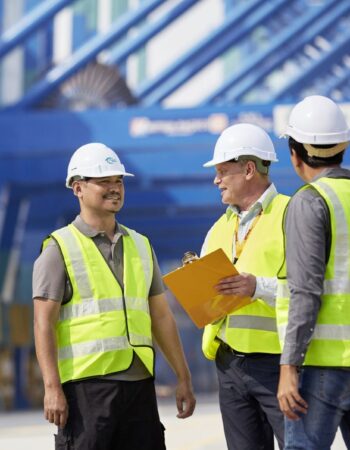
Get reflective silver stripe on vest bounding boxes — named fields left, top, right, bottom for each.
left=315, top=180, right=350, bottom=281
left=227, top=315, right=277, bottom=332
left=218, top=328, right=226, bottom=341
left=129, top=332, right=153, bottom=347
left=323, top=278, right=350, bottom=295
left=59, top=296, right=150, bottom=321
left=278, top=279, right=350, bottom=297
left=279, top=324, right=350, bottom=341
left=278, top=324, right=287, bottom=340
left=54, top=227, right=94, bottom=300
left=126, top=228, right=152, bottom=290
left=277, top=282, right=290, bottom=298
left=59, top=336, right=129, bottom=360
left=59, top=297, right=123, bottom=321
left=312, top=324, right=350, bottom=340
left=58, top=334, right=153, bottom=360
left=125, top=296, right=150, bottom=313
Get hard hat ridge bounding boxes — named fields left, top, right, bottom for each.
left=203, top=123, right=278, bottom=167
left=66, top=142, right=134, bottom=188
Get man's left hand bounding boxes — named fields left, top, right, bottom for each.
left=175, top=379, right=196, bottom=419
left=216, top=272, right=256, bottom=297
left=277, top=365, right=308, bottom=420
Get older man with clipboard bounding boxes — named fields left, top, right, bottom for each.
left=201, top=123, right=289, bottom=450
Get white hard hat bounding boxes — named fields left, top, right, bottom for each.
left=66, top=143, right=134, bottom=188
left=203, top=123, right=277, bottom=167
left=283, top=95, right=350, bottom=144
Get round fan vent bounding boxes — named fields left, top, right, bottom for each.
left=39, top=62, right=137, bottom=110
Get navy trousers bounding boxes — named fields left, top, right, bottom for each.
left=215, top=344, right=284, bottom=450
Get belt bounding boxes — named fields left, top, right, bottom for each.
left=219, top=341, right=278, bottom=359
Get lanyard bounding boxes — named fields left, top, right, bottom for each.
left=233, top=210, right=262, bottom=264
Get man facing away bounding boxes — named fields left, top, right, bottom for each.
left=201, top=123, right=289, bottom=450
left=277, top=95, right=350, bottom=450
left=33, top=143, right=195, bottom=450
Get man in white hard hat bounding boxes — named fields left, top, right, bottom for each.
left=33, top=143, right=195, bottom=450
left=276, top=95, right=350, bottom=449
left=201, top=123, right=289, bottom=450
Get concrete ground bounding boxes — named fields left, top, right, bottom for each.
left=0, top=395, right=347, bottom=450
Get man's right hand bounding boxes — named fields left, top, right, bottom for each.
left=44, top=385, right=69, bottom=428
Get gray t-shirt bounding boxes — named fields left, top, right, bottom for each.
left=32, top=215, right=165, bottom=381
left=281, top=167, right=350, bottom=366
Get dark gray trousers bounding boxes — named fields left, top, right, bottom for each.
left=216, top=345, right=284, bottom=450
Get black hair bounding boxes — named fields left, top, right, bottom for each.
left=288, top=137, right=344, bottom=168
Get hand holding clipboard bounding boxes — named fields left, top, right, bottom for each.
left=163, top=249, right=252, bottom=328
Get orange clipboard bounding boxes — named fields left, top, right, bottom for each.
left=163, top=248, right=251, bottom=328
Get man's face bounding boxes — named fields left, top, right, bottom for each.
left=74, top=175, right=125, bottom=214
left=214, top=161, right=247, bottom=205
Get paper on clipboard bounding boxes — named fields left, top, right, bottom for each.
left=163, top=248, right=251, bottom=328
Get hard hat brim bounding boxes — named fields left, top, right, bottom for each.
left=203, top=158, right=226, bottom=167
left=66, top=170, right=134, bottom=188
left=203, top=152, right=278, bottom=168
left=282, top=125, right=350, bottom=144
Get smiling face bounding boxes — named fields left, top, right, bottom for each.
left=72, top=175, right=125, bottom=216
left=214, top=160, right=248, bottom=207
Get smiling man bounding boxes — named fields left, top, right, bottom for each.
left=201, top=124, right=289, bottom=450
left=33, top=143, right=195, bottom=450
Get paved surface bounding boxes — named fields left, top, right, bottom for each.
left=0, top=395, right=347, bottom=449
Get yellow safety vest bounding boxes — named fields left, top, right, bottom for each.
left=277, top=177, right=350, bottom=367
left=43, top=223, right=154, bottom=383
left=202, top=194, right=289, bottom=360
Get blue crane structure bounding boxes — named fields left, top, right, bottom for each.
left=0, top=0, right=350, bottom=408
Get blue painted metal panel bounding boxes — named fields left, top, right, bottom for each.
left=135, top=0, right=266, bottom=100
left=137, top=0, right=289, bottom=105
left=0, top=2, right=3, bottom=34
left=24, top=0, right=55, bottom=89
left=105, top=0, right=198, bottom=66
left=9, top=0, right=164, bottom=109
left=323, top=66, right=350, bottom=97
left=202, top=0, right=345, bottom=103
left=0, top=0, right=75, bottom=58
left=271, top=33, right=350, bottom=101
left=0, top=104, right=274, bottom=154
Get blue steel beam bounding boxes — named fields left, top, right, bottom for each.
left=105, top=0, right=198, bottom=66
left=10, top=0, right=164, bottom=109
left=323, top=65, right=350, bottom=98
left=135, top=0, right=285, bottom=103
left=270, top=32, right=350, bottom=102
left=203, top=0, right=345, bottom=104
left=0, top=0, right=75, bottom=58
left=138, top=0, right=289, bottom=105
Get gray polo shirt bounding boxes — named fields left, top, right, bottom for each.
left=281, top=167, right=350, bottom=366
left=33, top=215, right=165, bottom=381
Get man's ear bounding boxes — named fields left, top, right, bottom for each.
left=72, top=181, right=82, bottom=197
left=245, top=160, right=256, bottom=179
